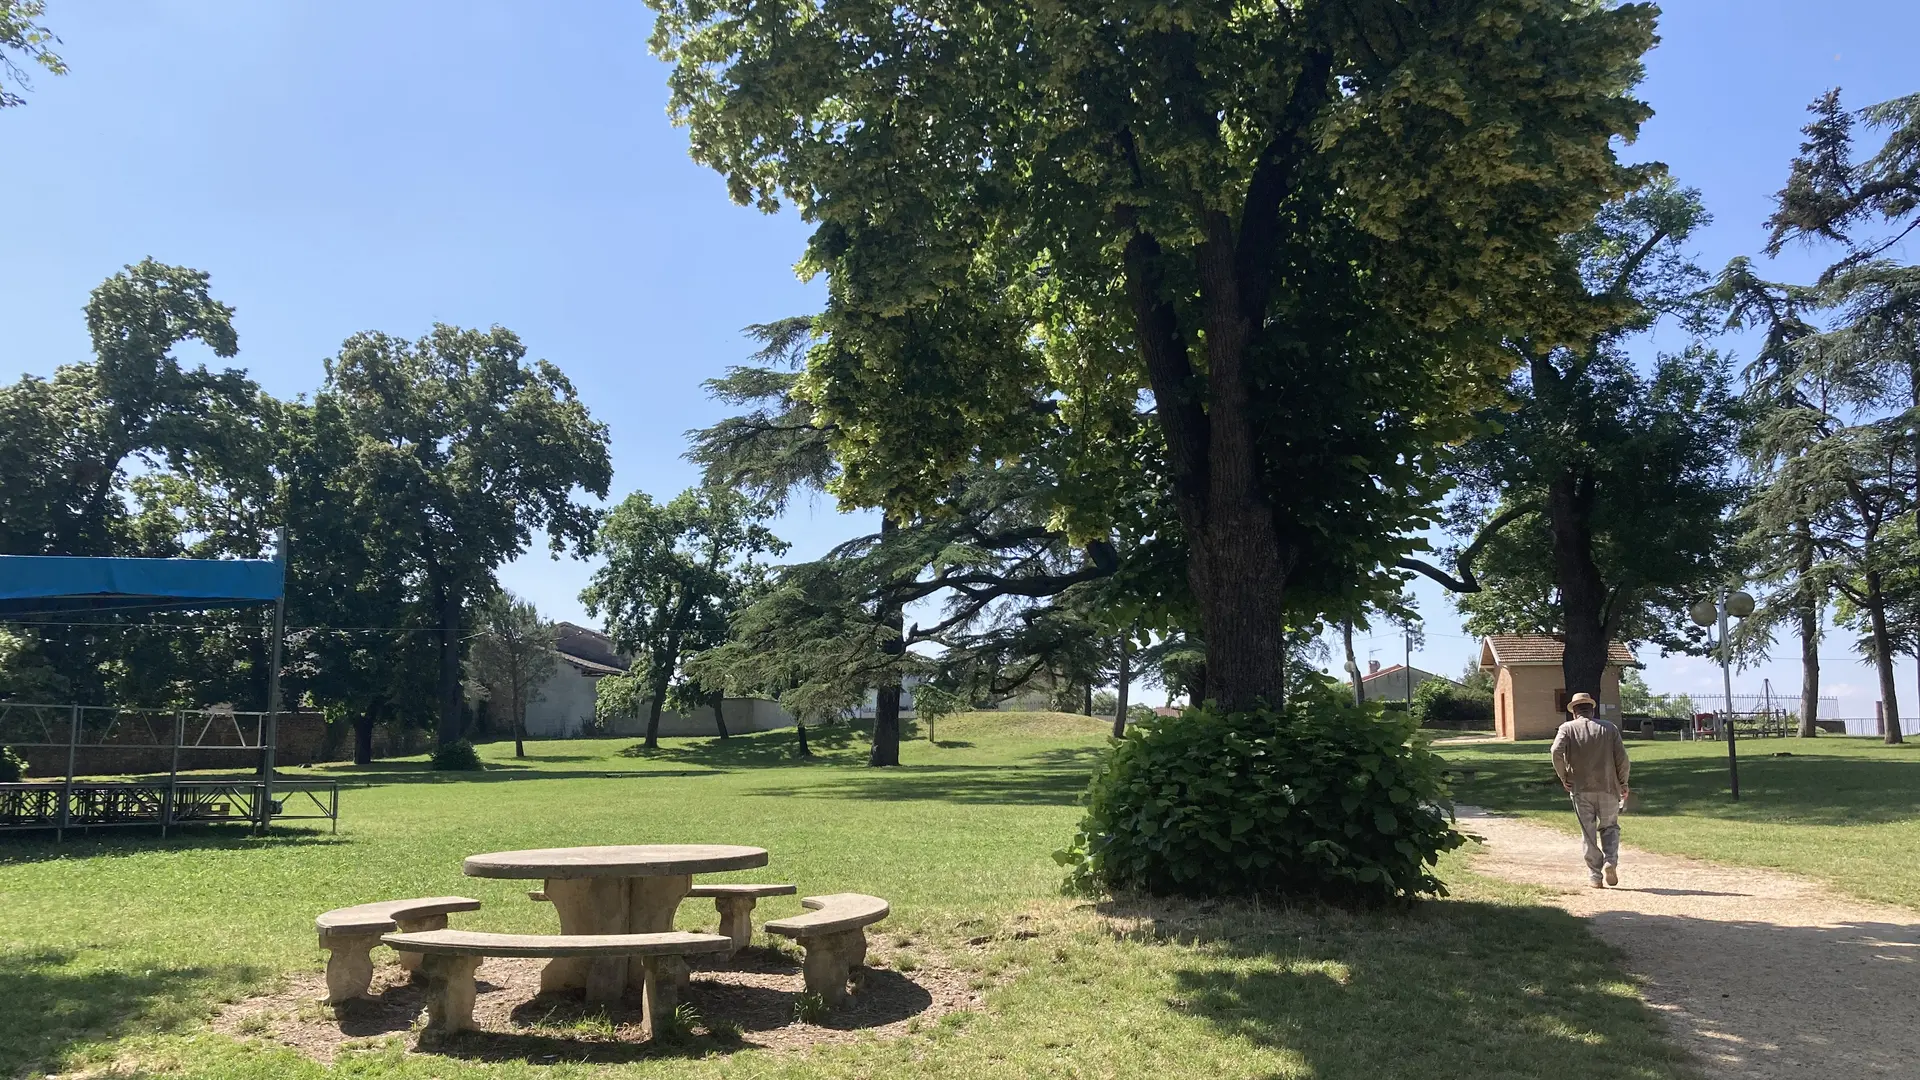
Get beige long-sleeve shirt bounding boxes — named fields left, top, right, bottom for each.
left=1550, top=716, right=1631, bottom=795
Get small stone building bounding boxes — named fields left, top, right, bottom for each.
left=1480, top=635, right=1638, bottom=741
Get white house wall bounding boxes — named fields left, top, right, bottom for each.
left=523, top=664, right=602, bottom=738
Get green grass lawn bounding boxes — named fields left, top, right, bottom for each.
left=1441, top=734, right=1920, bottom=911
left=0, top=713, right=1700, bottom=1079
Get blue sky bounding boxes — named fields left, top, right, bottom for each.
left=2, top=2, right=1916, bottom=721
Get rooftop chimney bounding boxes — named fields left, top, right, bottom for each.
left=1368, top=660, right=1380, bottom=675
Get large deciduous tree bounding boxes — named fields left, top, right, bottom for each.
left=0, top=260, right=263, bottom=707
left=1422, top=181, right=1744, bottom=698
left=583, top=486, right=786, bottom=749
left=320, top=325, right=611, bottom=748
left=0, top=0, right=63, bottom=108
left=649, top=0, right=1660, bottom=710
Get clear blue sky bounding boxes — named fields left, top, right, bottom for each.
left=2, top=2, right=1916, bottom=720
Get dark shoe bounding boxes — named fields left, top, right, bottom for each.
left=1604, top=865, right=1618, bottom=887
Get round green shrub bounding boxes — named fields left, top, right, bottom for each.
left=1057, top=679, right=1463, bottom=905
left=0, top=745, right=25, bottom=783
left=431, top=740, right=483, bottom=771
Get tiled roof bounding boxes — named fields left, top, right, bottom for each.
left=1359, top=664, right=1457, bottom=688
left=554, top=621, right=628, bottom=674
left=1482, top=634, right=1636, bottom=668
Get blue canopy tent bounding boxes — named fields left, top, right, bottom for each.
left=0, top=541, right=322, bottom=837
left=0, top=554, right=285, bottom=616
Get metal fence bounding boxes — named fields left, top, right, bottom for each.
left=0, top=702, right=337, bottom=838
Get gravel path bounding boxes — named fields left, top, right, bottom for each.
left=1459, top=807, right=1920, bottom=1079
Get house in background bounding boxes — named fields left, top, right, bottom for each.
left=522, top=623, right=628, bottom=738
left=1479, top=634, right=1638, bottom=740
left=1355, top=660, right=1458, bottom=703
left=522, top=622, right=794, bottom=739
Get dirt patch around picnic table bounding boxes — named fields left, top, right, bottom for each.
left=213, top=943, right=981, bottom=1065
left=1460, top=806, right=1920, bottom=1079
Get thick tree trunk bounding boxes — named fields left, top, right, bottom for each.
left=1123, top=219, right=1293, bottom=715
left=353, top=701, right=380, bottom=766
left=795, top=720, right=811, bottom=758
left=868, top=516, right=904, bottom=768
left=1111, top=637, right=1131, bottom=739
left=644, top=658, right=673, bottom=750
left=514, top=697, right=527, bottom=758
left=711, top=687, right=729, bottom=739
left=1866, top=574, right=1903, bottom=744
left=435, top=590, right=464, bottom=748
left=1796, top=522, right=1820, bottom=738
left=1343, top=620, right=1363, bottom=706
left=1547, top=473, right=1611, bottom=699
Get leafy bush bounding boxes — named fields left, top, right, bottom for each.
left=430, top=740, right=483, bottom=771
left=1409, top=679, right=1493, bottom=730
left=0, top=745, right=25, bottom=783
left=1057, top=679, right=1463, bottom=905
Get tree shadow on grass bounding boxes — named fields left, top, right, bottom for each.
left=304, top=762, right=727, bottom=786
left=0, top=949, right=263, bottom=1078
left=0, top=826, right=345, bottom=865
left=1100, top=895, right=1700, bottom=1080
left=1448, top=745, right=1920, bottom=826
left=619, top=725, right=869, bottom=769
left=748, top=763, right=1093, bottom=806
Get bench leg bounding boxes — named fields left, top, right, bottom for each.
left=799, top=929, right=867, bottom=1007
left=714, top=895, right=758, bottom=957
left=419, top=953, right=483, bottom=1034
left=320, top=933, right=380, bottom=1003
left=392, top=914, right=448, bottom=973
left=637, top=955, right=681, bottom=1041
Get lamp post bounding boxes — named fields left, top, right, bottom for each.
left=1691, top=590, right=1754, bottom=801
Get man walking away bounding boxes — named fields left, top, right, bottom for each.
left=1551, top=692, right=1631, bottom=888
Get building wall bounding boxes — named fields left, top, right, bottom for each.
left=1505, top=664, right=1628, bottom=741
left=1494, top=668, right=1515, bottom=739
left=524, top=664, right=602, bottom=738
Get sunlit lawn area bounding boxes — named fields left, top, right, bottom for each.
left=1441, top=734, right=1920, bottom=911
left=0, top=713, right=1699, bottom=1079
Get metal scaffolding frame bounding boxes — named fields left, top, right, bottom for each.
left=0, top=702, right=337, bottom=839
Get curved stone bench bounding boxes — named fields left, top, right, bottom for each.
left=382, top=928, right=733, bottom=1036
left=763, top=893, right=889, bottom=1006
left=688, top=883, right=797, bottom=956
left=315, top=896, right=482, bottom=1003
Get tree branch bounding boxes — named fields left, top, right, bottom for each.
left=1398, top=500, right=1542, bottom=593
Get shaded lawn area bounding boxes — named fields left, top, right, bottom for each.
left=0, top=713, right=1698, bottom=1079
left=1441, top=735, right=1920, bottom=911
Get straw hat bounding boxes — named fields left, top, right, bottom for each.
left=1566, top=692, right=1597, bottom=713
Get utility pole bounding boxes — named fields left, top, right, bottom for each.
left=1404, top=633, right=1413, bottom=705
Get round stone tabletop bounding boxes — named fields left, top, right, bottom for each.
left=462, top=844, right=769, bottom=880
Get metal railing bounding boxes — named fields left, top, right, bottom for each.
left=0, top=702, right=338, bottom=838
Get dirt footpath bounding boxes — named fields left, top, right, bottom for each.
left=1459, top=807, right=1920, bottom=1079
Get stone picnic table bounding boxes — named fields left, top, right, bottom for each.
left=463, top=843, right=767, bottom=993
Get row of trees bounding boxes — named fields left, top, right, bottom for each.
left=1415, top=89, right=1920, bottom=743
left=0, top=260, right=612, bottom=761
left=634, top=3, right=1919, bottom=763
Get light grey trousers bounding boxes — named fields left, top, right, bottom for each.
left=1570, top=792, right=1621, bottom=878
